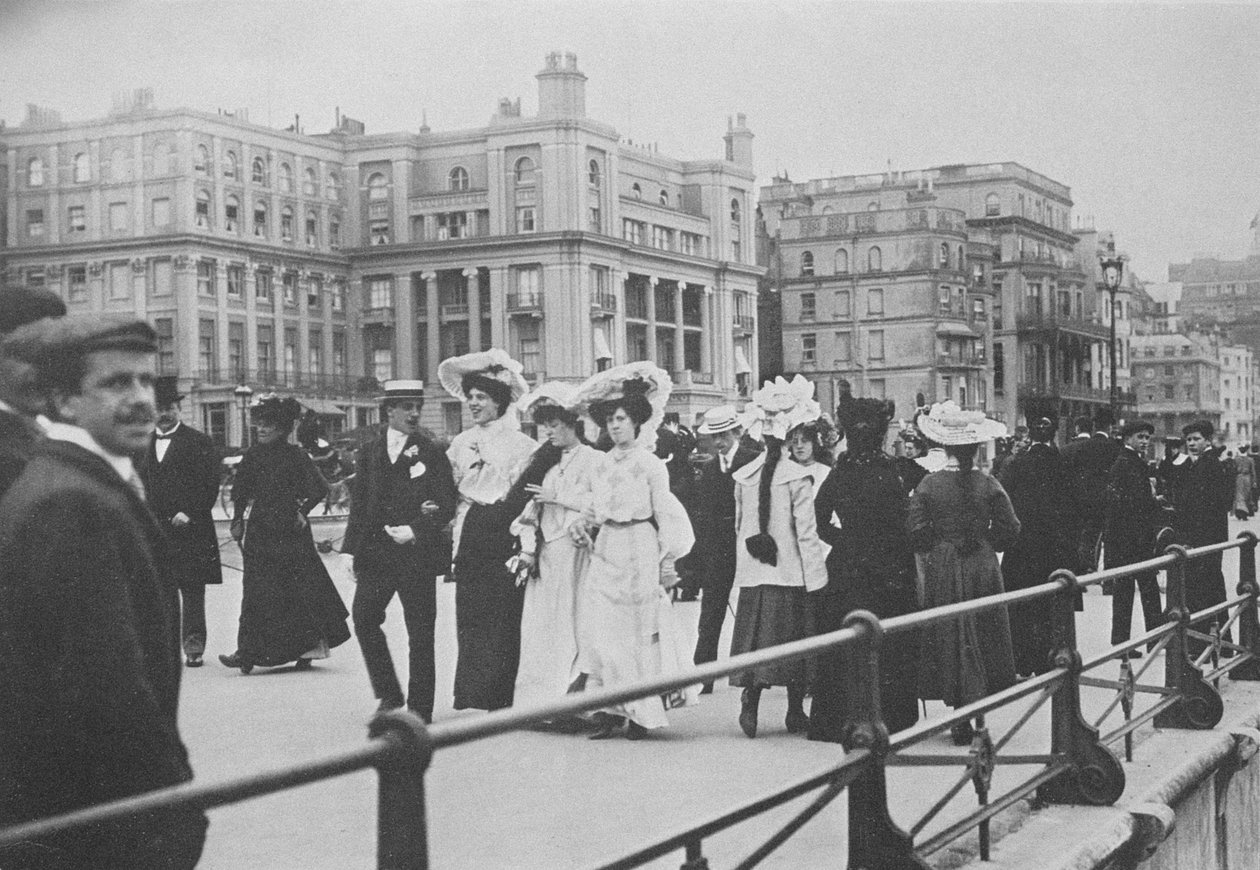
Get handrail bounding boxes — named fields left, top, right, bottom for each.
left=4, top=532, right=1257, bottom=870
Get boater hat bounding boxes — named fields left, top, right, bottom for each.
left=377, top=379, right=426, bottom=403
left=697, top=405, right=742, bottom=435
left=917, top=400, right=1006, bottom=446
left=437, top=348, right=530, bottom=408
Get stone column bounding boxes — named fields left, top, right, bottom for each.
left=700, top=285, right=713, bottom=373
left=489, top=267, right=508, bottom=348
left=673, top=282, right=686, bottom=372
left=423, top=272, right=441, bottom=380
left=395, top=271, right=416, bottom=378
left=646, top=276, right=659, bottom=364
left=465, top=267, right=481, bottom=352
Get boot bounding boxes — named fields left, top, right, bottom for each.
left=950, top=717, right=975, bottom=746
left=785, top=685, right=809, bottom=734
left=739, top=687, right=761, bottom=739
left=588, top=713, right=622, bottom=740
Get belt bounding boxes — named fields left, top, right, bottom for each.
left=603, top=517, right=654, bottom=528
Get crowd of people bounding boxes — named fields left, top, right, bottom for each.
left=0, top=279, right=1244, bottom=867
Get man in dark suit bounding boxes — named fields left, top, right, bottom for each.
left=1061, top=411, right=1120, bottom=574
left=1103, top=420, right=1168, bottom=653
left=0, top=285, right=66, bottom=499
left=1176, top=419, right=1236, bottom=655
left=140, top=375, right=223, bottom=667
left=0, top=316, right=206, bottom=868
left=690, top=404, right=761, bottom=692
left=344, top=379, right=457, bottom=722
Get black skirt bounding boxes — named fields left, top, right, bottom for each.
left=729, top=586, right=815, bottom=688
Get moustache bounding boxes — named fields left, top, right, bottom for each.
left=118, top=409, right=156, bottom=426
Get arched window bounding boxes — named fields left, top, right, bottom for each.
left=868, top=246, right=882, bottom=272
left=252, top=157, right=267, bottom=185
left=800, top=251, right=815, bottom=276
left=224, top=195, right=240, bottom=232
left=834, top=249, right=849, bottom=274
left=984, top=192, right=1000, bottom=217
left=367, top=173, right=388, bottom=200
left=821, top=205, right=833, bottom=215
left=514, top=156, right=536, bottom=185
left=194, top=145, right=209, bottom=175
left=958, top=245, right=965, bottom=270
left=730, top=198, right=742, bottom=223
left=222, top=150, right=238, bottom=180
left=939, top=242, right=950, bottom=269
left=588, top=159, right=601, bottom=188
left=195, top=189, right=211, bottom=228
left=449, top=166, right=469, bottom=191
left=253, top=200, right=268, bottom=237
left=280, top=205, right=294, bottom=241
left=326, top=171, right=341, bottom=200
left=278, top=163, right=293, bottom=193
left=303, top=167, right=317, bottom=197
left=659, top=189, right=669, bottom=206
left=305, top=210, right=318, bottom=246
left=631, top=182, right=642, bottom=199
left=73, top=153, right=90, bottom=183
left=109, top=148, right=130, bottom=183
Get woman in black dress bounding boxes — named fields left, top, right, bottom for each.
left=809, top=398, right=921, bottom=742
left=221, top=396, right=351, bottom=673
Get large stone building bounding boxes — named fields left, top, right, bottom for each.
left=759, top=162, right=1126, bottom=430
left=1, top=54, right=762, bottom=444
left=1130, top=332, right=1222, bottom=442
left=1170, top=254, right=1260, bottom=324
left=1219, top=344, right=1255, bottom=445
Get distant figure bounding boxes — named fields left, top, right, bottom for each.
left=1061, top=412, right=1119, bottom=573
left=0, top=285, right=65, bottom=499
left=1174, top=420, right=1235, bottom=655
left=0, top=316, right=207, bottom=868
left=1234, top=445, right=1255, bottom=520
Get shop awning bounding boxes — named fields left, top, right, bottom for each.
left=300, top=397, right=348, bottom=417
left=593, top=325, right=613, bottom=361
left=935, top=321, right=978, bottom=338
left=734, top=345, right=752, bottom=375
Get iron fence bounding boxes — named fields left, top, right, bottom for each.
left=2, top=533, right=1257, bottom=869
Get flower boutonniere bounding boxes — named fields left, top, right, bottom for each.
left=403, top=444, right=419, bottom=460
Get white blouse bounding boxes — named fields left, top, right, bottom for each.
left=447, top=414, right=537, bottom=550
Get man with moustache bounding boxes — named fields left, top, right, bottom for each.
left=0, top=316, right=206, bottom=868
left=0, top=284, right=66, bottom=498
left=343, top=380, right=457, bottom=722
left=139, top=375, right=223, bottom=667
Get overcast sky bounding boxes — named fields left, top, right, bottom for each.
left=3, top=1, right=1257, bottom=281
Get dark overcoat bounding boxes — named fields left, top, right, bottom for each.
left=0, top=407, right=42, bottom=501
left=1174, top=449, right=1235, bottom=631
left=139, top=423, right=223, bottom=588
left=343, top=431, right=458, bottom=577
left=689, top=442, right=761, bottom=588
left=0, top=440, right=206, bottom=868
left=999, top=442, right=1081, bottom=675
left=1104, top=447, right=1167, bottom=566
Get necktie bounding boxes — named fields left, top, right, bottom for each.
left=155, top=432, right=173, bottom=440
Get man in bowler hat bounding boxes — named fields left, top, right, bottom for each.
left=344, top=379, right=457, bottom=721
left=0, top=315, right=206, bottom=868
left=140, top=375, right=223, bottom=667
left=0, top=284, right=66, bottom=498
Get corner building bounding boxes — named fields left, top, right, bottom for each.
left=1, top=54, right=762, bottom=443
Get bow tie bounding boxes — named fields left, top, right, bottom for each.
left=155, top=432, right=174, bottom=440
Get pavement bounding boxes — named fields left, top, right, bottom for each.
left=183, top=514, right=1260, bottom=869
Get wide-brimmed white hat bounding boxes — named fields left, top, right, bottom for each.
left=574, top=362, right=671, bottom=450
left=917, top=400, right=1007, bottom=446
left=519, top=380, right=580, bottom=418
left=741, top=375, right=822, bottom=441
left=697, top=405, right=742, bottom=435
left=437, top=348, right=530, bottom=406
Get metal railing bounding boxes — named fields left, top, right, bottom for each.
left=3, top=533, right=1257, bottom=869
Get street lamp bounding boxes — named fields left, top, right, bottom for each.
left=233, top=383, right=254, bottom=449
left=1100, top=256, right=1125, bottom=421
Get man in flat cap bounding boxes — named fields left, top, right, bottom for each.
left=343, top=380, right=456, bottom=722
left=0, top=315, right=207, bottom=868
left=0, top=284, right=66, bottom=499
left=139, top=375, right=223, bottom=668
left=1175, top=419, right=1236, bottom=655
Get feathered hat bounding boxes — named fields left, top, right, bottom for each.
left=740, top=374, right=822, bottom=441
left=573, top=361, right=672, bottom=450
left=437, top=348, right=531, bottom=411
left=917, top=400, right=1006, bottom=446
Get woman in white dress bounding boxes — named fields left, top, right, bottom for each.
left=572, top=364, right=695, bottom=740
left=510, top=386, right=600, bottom=708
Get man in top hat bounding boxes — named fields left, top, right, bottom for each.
left=0, top=284, right=66, bottom=499
left=139, top=375, right=223, bottom=667
left=343, top=379, right=457, bottom=722
left=691, top=404, right=762, bottom=691
left=0, top=315, right=206, bottom=868
left=1101, top=420, right=1168, bottom=654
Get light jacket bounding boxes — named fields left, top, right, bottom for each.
left=732, top=453, right=829, bottom=592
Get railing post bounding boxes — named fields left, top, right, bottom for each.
left=1040, top=570, right=1125, bottom=806
left=369, top=710, right=434, bottom=870
left=1230, top=531, right=1260, bottom=680
left=840, top=610, right=928, bottom=870
left=1153, top=546, right=1224, bottom=729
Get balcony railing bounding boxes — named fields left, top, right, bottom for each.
left=1015, top=310, right=1109, bottom=340
left=506, top=293, right=543, bottom=314
left=591, top=292, right=618, bottom=315
left=936, top=352, right=986, bottom=368
left=1018, top=383, right=1138, bottom=405
left=733, top=314, right=755, bottom=334
left=440, top=303, right=469, bottom=317
left=671, top=370, right=715, bottom=388
left=194, top=368, right=374, bottom=397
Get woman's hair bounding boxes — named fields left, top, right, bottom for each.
left=533, top=403, right=590, bottom=445
left=745, top=436, right=783, bottom=566
left=592, top=379, right=653, bottom=438
left=944, top=443, right=985, bottom=554
left=461, top=373, right=511, bottom=416
left=502, top=441, right=563, bottom=519
left=787, top=421, right=833, bottom=466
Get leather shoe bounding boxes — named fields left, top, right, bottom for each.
left=625, top=721, right=649, bottom=741
left=185, top=653, right=203, bottom=668
left=218, top=652, right=254, bottom=675
left=739, top=689, right=759, bottom=739
left=294, top=658, right=314, bottom=671
left=950, top=720, right=975, bottom=746
left=376, top=697, right=404, bottom=714
left=785, top=709, right=809, bottom=734
left=588, top=713, right=621, bottom=740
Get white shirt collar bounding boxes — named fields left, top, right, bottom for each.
left=155, top=421, right=182, bottom=437
left=45, top=421, right=136, bottom=483
left=722, top=441, right=741, bottom=465
left=0, top=398, right=17, bottom=416
left=387, top=426, right=409, bottom=462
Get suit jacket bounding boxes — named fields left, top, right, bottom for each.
left=689, top=442, right=761, bottom=582
left=344, top=430, right=458, bottom=577
left=0, top=440, right=206, bottom=867
left=998, top=442, right=1080, bottom=582
left=1103, top=446, right=1167, bottom=566
left=0, top=407, right=43, bottom=502
left=139, top=424, right=223, bottom=588
left=1175, top=449, right=1234, bottom=548
left=1061, top=433, right=1120, bottom=526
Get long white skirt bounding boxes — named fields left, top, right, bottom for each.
left=577, top=522, right=696, bottom=729
left=514, top=535, right=586, bottom=707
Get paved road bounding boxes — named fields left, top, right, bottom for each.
left=184, top=516, right=1260, bottom=869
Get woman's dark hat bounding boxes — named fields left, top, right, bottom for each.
left=250, top=394, right=303, bottom=426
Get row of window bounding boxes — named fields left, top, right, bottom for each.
left=193, top=148, right=343, bottom=200
left=799, top=329, right=886, bottom=365
left=620, top=220, right=706, bottom=255
left=196, top=318, right=347, bottom=383
left=192, top=191, right=342, bottom=247
left=194, top=260, right=346, bottom=311
left=797, top=243, right=966, bottom=278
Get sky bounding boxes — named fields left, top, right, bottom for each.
left=2, top=0, right=1257, bottom=282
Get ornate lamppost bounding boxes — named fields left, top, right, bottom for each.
left=1100, top=256, right=1125, bottom=421
left=233, top=382, right=254, bottom=449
